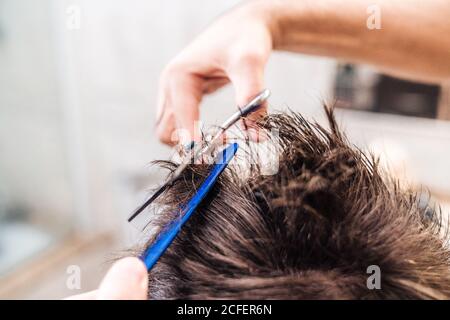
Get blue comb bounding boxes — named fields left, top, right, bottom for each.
left=141, top=142, right=239, bottom=270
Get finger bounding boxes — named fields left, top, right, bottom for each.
left=156, top=107, right=178, bottom=146
left=169, top=73, right=203, bottom=144
left=155, top=74, right=177, bottom=144
left=155, top=76, right=168, bottom=125
left=228, top=58, right=267, bottom=142
left=228, top=55, right=267, bottom=121
left=97, top=257, right=148, bottom=300
left=156, top=67, right=202, bottom=145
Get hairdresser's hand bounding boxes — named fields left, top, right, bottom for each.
left=156, top=2, right=274, bottom=145
left=66, top=257, right=148, bottom=300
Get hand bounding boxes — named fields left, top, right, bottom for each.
left=66, top=257, right=148, bottom=300
left=155, top=2, right=274, bottom=145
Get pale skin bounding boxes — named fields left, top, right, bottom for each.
left=70, top=0, right=450, bottom=299
left=66, top=257, right=148, bottom=300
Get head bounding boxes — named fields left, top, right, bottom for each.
left=137, top=107, right=450, bottom=299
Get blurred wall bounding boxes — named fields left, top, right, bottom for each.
left=52, top=0, right=337, bottom=241
left=0, top=0, right=73, bottom=225
left=1, top=0, right=337, bottom=247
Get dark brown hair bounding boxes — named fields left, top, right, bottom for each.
left=138, top=107, right=450, bottom=299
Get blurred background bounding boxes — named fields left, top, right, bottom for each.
left=1, top=0, right=449, bottom=299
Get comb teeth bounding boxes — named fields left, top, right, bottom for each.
left=140, top=143, right=239, bottom=270
left=127, top=182, right=169, bottom=223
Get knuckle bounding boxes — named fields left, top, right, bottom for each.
left=162, top=61, right=184, bottom=79
left=160, top=63, right=188, bottom=89
left=232, top=50, right=264, bottom=69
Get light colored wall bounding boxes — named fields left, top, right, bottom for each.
left=0, top=0, right=337, bottom=244
left=55, top=0, right=337, bottom=241
left=0, top=0, right=74, bottom=225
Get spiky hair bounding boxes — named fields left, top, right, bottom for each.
left=138, top=107, right=450, bottom=299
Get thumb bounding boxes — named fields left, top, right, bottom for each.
left=97, top=257, right=148, bottom=300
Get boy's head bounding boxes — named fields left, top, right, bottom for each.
left=139, top=107, right=450, bottom=299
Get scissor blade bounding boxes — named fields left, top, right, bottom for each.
left=127, top=182, right=171, bottom=222
left=127, top=89, right=270, bottom=224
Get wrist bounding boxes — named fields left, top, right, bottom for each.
left=237, top=0, right=285, bottom=49
left=242, top=0, right=315, bottom=51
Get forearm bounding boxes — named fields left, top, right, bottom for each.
left=249, top=0, right=450, bottom=84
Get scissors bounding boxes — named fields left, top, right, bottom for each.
left=128, top=88, right=271, bottom=224
left=129, top=89, right=270, bottom=270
